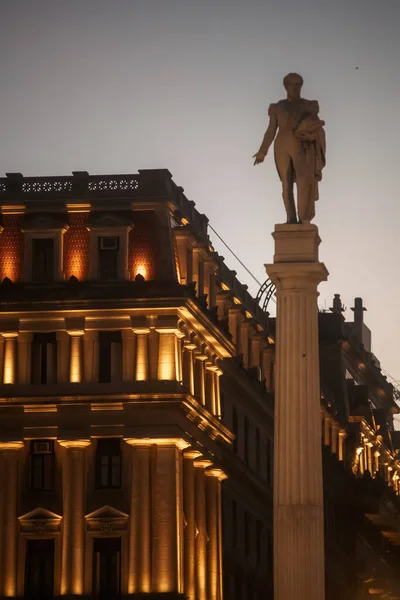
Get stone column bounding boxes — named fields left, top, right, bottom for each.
left=1, top=332, right=18, bottom=384
left=205, top=364, right=217, bottom=414
left=183, top=449, right=202, bottom=600
left=194, top=458, right=213, bottom=600
left=205, top=467, right=228, bottom=600
left=17, top=332, right=32, bottom=384
left=194, top=352, right=207, bottom=405
left=183, top=343, right=196, bottom=395
left=134, top=328, right=150, bottom=381
left=266, top=224, right=328, bottom=600
left=0, top=441, right=24, bottom=598
left=56, top=331, right=70, bottom=383
left=67, top=331, right=84, bottom=383
left=125, top=442, right=152, bottom=593
left=214, top=368, right=223, bottom=418
left=150, top=439, right=189, bottom=593
left=58, top=439, right=91, bottom=596
left=83, top=330, right=99, bottom=382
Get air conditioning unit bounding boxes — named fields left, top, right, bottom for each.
left=33, top=441, right=52, bottom=454
left=99, top=237, right=119, bottom=250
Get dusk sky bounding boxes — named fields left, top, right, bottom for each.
left=1, top=1, right=399, bottom=388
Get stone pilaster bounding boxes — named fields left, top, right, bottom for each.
left=17, top=332, right=32, bottom=384
left=266, top=224, right=328, bottom=600
left=83, top=330, right=99, bottom=382
left=0, top=441, right=24, bottom=597
left=205, top=467, right=227, bottom=600
left=58, top=439, right=91, bottom=595
left=194, top=458, right=213, bottom=600
left=1, top=332, right=18, bottom=384
left=183, top=449, right=202, bottom=600
left=126, top=442, right=152, bottom=593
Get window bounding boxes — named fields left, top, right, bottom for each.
left=29, top=440, right=55, bottom=491
left=96, top=438, right=122, bottom=489
left=232, top=406, right=238, bottom=454
left=25, top=538, right=55, bottom=599
left=98, top=236, right=119, bottom=280
left=32, top=238, right=54, bottom=282
left=244, top=511, right=250, bottom=557
left=255, top=427, right=260, bottom=473
left=31, top=333, right=57, bottom=384
left=244, top=416, right=249, bottom=464
left=266, top=437, right=273, bottom=485
left=93, top=537, right=121, bottom=599
left=98, top=331, right=122, bottom=383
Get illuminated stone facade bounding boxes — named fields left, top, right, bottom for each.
left=0, top=170, right=273, bottom=599
left=0, top=170, right=399, bottom=600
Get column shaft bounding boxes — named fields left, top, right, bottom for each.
left=151, top=443, right=184, bottom=593
left=266, top=224, right=328, bottom=600
left=69, top=334, right=83, bottom=382
left=2, top=336, right=17, bottom=384
left=128, top=445, right=151, bottom=593
left=59, top=440, right=90, bottom=595
left=183, top=346, right=195, bottom=395
left=194, top=460, right=211, bottom=600
left=0, top=444, right=23, bottom=597
left=83, top=330, right=98, bottom=382
left=183, top=450, right=201, bottom=599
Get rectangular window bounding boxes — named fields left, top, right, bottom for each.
left=244, top=511, right=250, bottom=557
left=266, top=437, right=273, bottom=485
left=96, top=438, right=122, bottom=489
left=98, top=331, right=122, bottom=383
left=244, top=416, right=249, bottom=464
left=255, top=427, right=261, bottom=473
left=93, top=537, right=121, bottom=599
left=25, top=538, right=54, bottom=599
left=32, top=238, right=54, bottom=282
left=98, top=236, right=119, bottom=280
left=31, top=333, right=57, bottom=384
left=232, top=406, right=238, bottom=454
left=29, top=440, right=55, bottom=491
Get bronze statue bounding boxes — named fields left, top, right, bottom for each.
left=253, top=73, right=326, bottom=224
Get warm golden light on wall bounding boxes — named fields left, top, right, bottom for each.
left=158, top=333, right=176, bottom=380
left=134, top=263, right=149, bottom=280
left=135, top=332, right=149, bottom=381
left=68, top=333, right=83, bottom=383
left=2, top=334, right=18, bottom=384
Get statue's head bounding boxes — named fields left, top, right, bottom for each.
left=283, top=73, right=303, bottom=99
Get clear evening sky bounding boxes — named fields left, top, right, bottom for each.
left=1, top=0, right=399, bottom=386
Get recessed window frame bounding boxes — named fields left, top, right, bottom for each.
left=22, top=227, right=67, bottom=283
left=88, top=226, right=131, bottom=281
left=29, top=439, right=55, bottom=491
left=95, top=438, right=122, bottom=490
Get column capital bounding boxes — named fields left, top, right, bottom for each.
left=0, top=440, right=24, bottom=451
left=194, top=458, right=213, bottom=469
left=183, top=448, right=203, bottom=460
left=205, top=467, right=228, bottom=481
left=265, top=261, right=328, bottom=290
left=58, top=438, right=91, bottom=449
left=124, top=437, right=190, bottom=451
left=66, top=328, right=85, bottom=337
left=1, top=331, right=19, bottom=339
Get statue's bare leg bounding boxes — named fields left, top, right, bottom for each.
left=275, top=147, right=297, bottom=223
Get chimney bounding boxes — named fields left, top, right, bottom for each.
left=330, top=293, right=345, bottom=315
left=351, top=298, right=371, bottom=351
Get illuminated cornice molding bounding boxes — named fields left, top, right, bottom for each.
left=0, top=440, right=24, bottom=451
left=124, top=437, right=190, bottom=450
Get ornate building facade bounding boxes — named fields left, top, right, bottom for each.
left=0, top=169, right=399, bottom=599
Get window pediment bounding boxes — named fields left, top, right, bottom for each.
left=22, top=215, right=68, bottom=233
left=87, top=213, right=134, bottom=230
left=85, top=505, right=129, bottom=534
left=19, top=507, right=62, bottom=536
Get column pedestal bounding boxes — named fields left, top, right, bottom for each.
left=266, top=224, right=328, bottom=600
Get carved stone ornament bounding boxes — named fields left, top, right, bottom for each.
left=19, top=507, right=62, bottom=536
left=85, top=505, right=129, bottom=535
